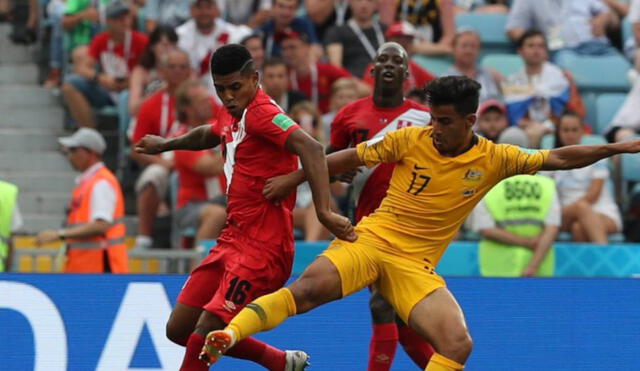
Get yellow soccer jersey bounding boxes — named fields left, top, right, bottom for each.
left=355, top=126, right=549, bottom=265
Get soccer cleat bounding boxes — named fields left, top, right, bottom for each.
left=199, top=330, right=233, bottom=366
left=284, top=350, right=311, bottom=371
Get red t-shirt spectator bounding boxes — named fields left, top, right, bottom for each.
left=362, top=60, right=435, bottom=95
left=131, top=89, right=178, bottom=143
left=89, top=30, right=149, bottom=73
left=132, top=90, right=220, bottom=143
left=173, top=125, right=225, bottom=209
left=289, top=62, right=351, bottom=114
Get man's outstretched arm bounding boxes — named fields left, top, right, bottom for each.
left=284, top=130, right=356, bottom=242
left=542, top=138, right=640, bottom=170
left=135, top=125, right=221, bottom=154
left=262, top=147, right=364, bottom=201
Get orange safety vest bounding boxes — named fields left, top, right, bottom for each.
left=65, top=165, right=128, bottom=273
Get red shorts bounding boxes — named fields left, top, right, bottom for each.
left=177, top=227, right=294, bottom=323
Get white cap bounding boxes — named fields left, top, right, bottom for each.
left=58, top=128, right=107, bottom=154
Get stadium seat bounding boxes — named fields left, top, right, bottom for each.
left=555, top=51, right=631, bottom=93
left=595, top=93, right=627, bottom=135
left=412, top=55, right=453, bottom=76
left=622, top=17, right=633, bottom=47
left=480, top=54, right=523, bottom=76
left=455, top=13, right=512, bottom=54
left=621, top=151, right=640, bottom=183
left=582, top=91, right=598, bottom=130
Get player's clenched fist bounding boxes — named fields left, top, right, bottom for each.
left=318, top=211, right=357, bottom=242
left=135, top=135, right=166, bottom=154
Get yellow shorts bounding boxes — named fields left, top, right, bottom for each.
left=321, top=228, right=446, bottom=323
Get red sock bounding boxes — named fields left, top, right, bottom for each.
left=226, top=337, right=286, bottom=371
left=179, top=333, right=208, bottom=371
left=368, top=323, right=399, bottom=371
left=397, top=325, right=435, bottom=369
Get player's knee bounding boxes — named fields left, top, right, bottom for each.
left=165, top=320, right=189, bottom=346
left=440, top=330, right=473, bottom=362
left=290, top=279, right=324, bottom=314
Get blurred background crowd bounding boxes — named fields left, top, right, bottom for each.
left=2, top=0, right=640, bottom=273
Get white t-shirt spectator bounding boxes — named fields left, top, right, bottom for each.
left=177, top=18, right=252, bottom=75
left=507, top=0, right=609, bottom=49
left=542, top=161, right=622, bottom=229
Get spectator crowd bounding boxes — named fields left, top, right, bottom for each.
left=2, top=0, right=640, bottom=274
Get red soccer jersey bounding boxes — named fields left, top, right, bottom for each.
left=210, top=89, right=300, bottom=246
left=330, top=96, right=431, bottom=222
left=362, top=60, right=435, bottom=95
left=289, top=62, right=351, bottom=114
left=89, top=31, right=148, bottom=73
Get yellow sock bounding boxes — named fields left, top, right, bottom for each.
left=226, top=288, right=297, bottom=342
left=425, top=353, right=465, bottom=371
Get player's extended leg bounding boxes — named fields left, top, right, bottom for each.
left=367, top=289, right=399, bottom=371
left=408, top=288, right=472, bottom=371
left=367, top=289, right=435, bottom=371
left=201, top=256, right=345, bottom=365
left=180, top=309, right=298, bottom=371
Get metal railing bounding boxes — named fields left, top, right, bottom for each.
left=13, top=248, right=203, bottom=274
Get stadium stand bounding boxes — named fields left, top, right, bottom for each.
left=455, top=13, right=512, bottom=55
left=412, top=55, right=453, bottom=76
left=555, top=51, right=632, bottom=93
left=0, top=24, right=73, bottom=235
left=480, top=52, right=523, bottom=76
left=595, top=92, right=628, bottom=135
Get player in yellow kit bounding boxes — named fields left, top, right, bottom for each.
left=199, top=76, right=640, bottom=371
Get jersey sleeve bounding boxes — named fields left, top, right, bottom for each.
left=329, top=106, right=351, bottom=149
left=246, top=104, right=300, bottom=148
left=495, top=144, right=550, bottom=178
left=356, top=127, right=417, bottom=168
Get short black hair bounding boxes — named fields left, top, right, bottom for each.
left=210, top=44, right=255, bottom=76
left=424, top=76, right=481, bottom=115
left=517, top=29, right=547, bottom=50
left=263, top=57, right=287, bottom=71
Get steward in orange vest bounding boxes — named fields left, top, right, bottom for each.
left=36, top=128, right=128, bottom=273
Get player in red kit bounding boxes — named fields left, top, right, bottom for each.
left=136, top=44, right=354, bottom=371
left=328, top=42, right=435, bottom=371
